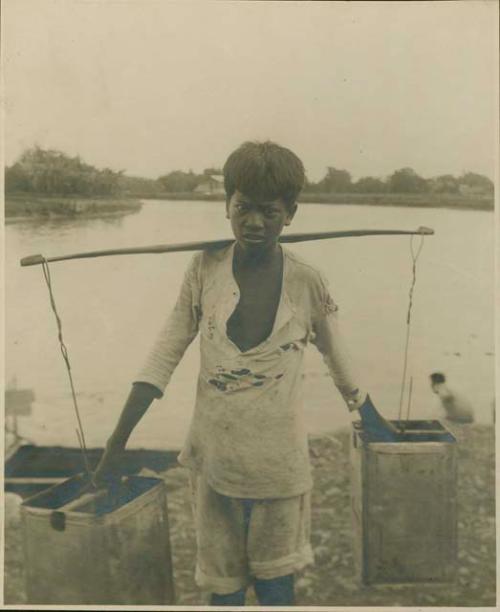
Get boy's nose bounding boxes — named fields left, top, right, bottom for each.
left=245, top=211, right=265, bottom=229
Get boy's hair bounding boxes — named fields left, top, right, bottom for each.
left=430, top=372, right=446, bottom=384
left=223, top=141, right=305, bottom=209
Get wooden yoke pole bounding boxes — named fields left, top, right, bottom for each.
left=20, top=226, right=434, bottom=267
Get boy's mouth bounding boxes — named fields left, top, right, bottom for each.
left=242, top=233, right=267, bottom=243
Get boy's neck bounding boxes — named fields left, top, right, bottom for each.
left=234, top=241, right=281, bottom=268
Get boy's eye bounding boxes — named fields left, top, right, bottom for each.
left=234, top=203, right=280, bottom=217
left=260, top=208, right=280, bottom=218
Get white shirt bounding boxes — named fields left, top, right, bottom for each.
left=136, top=244, right=364, bottom=498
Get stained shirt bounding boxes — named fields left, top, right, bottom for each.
left=135, top=244, right=365, bottom=499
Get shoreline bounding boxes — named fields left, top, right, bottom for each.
left=4, top=195, right=143, bottom=221
left=5, top=193, right=493, bottom=215
left=133, top=191, right=494, bottom=211
left=298, top=192, right=494, bottom=211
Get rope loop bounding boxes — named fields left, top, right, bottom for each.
left=40, top=258, right=95, bottom=486
left=398, top=234, right=426, bottom=421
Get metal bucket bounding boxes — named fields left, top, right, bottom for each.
left=350, top=419, right=457, bottom=585
left=21, top=474, right=175, bottom=604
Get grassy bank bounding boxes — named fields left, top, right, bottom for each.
left=4, top=194, right=142, bottom=220
left=133, top=191, right=494, bottom=211
left=298, top=191, right=494, bottom=210
left=132, top=191, right=223, bottom=202
left=4, top=423, right=495, bottom=606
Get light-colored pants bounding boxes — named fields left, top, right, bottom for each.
left=190, top=473, right=313, bottom=594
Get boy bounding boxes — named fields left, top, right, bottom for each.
left=95, top=141, right=393, bottom=606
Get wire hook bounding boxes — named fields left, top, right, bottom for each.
left=398, top=235, right=426, bottom=422
left=40, top=258, right=95, bottom=486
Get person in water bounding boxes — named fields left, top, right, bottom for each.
left=430, top=372, right=474, bottom=424
left=95, top=141, right=395, bottom=606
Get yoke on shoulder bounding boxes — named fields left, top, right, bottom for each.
left=186, top=244, right=232, bottom=289
left=190, top=244, right=334, bottom=305
left=281, top=247, right=338, bottom=316
left=282, top=246, right=329, bottom=290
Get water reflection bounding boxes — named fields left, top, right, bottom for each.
left=6, top=210, right=135, bottom=238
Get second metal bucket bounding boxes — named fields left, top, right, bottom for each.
left=350, top=419, right=457, bottom=585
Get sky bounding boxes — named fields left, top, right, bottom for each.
left=3, top=0, right=498, bottom=182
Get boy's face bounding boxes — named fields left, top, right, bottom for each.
left=226, top=191, right=296, bottom=251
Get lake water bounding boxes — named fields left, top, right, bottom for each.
left=5, top=200, right=495, bottom=450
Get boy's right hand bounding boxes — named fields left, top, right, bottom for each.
left=90, top=383, right=160, bottom=489
left=93, top=439, right=124, bottom=488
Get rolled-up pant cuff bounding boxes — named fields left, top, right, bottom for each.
left=195, top=564, right=251, bottom=595
left=195, top=544, right=314, bottom=594
left=251, top=543, right=314, bottom=580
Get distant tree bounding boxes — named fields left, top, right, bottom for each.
left=5, top=146, right=123, bottom=196
left=458, top=172, right=494, bottom=194
left=5, top=164, right=31, bottom=192
left=316, top=167, right=352, bottom=193
left=302, top=178, right=320, bottom=193
left=352, top=176, right=387, bottom=193
left=92, top=167, right=124, bottom=196
left=203, top=167, right=223, bottom=176
left=157, top=170, right=201, bottom=192
left=118, top=175, right=162, bottom=196
left=428, top=174, right=460, bottom=194
left=388, top=168, right=428, bottom=193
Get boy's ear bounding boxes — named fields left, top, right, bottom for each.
left=284, top=203, right=297, bottom=226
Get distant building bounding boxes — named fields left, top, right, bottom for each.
left=194, top=174, right=225, bottom=196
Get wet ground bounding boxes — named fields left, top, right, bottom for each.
left=5, top=423, right=495, bottom=606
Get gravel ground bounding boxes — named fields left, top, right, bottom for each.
left=4, top=423, right=495, bottom=606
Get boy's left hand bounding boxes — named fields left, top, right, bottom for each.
left=358, top=394, right=400, bottom=441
